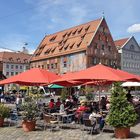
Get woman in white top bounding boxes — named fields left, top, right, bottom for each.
left=59, top=100, right=66, bottom=113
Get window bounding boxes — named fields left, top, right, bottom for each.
left=15, top=65, right=18, bottom=69
left=49, top=35, right=57, bottom=42
left=85, top=25, right=90, bottom=32
left=67, top=31, right=72, bottom=37
left=103, top=27, right=106, bottom=33
left=72, top=29, right=78, bottom=35
left=11, top=65, right=14, bottom=69
left=108, top=46, right=111, bottom=51
left=11, top=72, right=14, bottom=76
left=62, top=33, right=67, bottom=38
left=6, top=72, right=9, bottom=76
left=69, top=43, right=74, bottom=49
left=6, top=64, right=9, bottom=69
left=78, top=27, right=83, bottom=34
left=51, top=64, right=54, bottom=69
left=47, top=64, right=50, bottom=69
left=105, top=36, right=108, bottom=42
left=81, top=33, right=86, bottom=40
left=15, top=72, right=18, bottom=75
left=20, top=65, right=22, bottom=69
left=54, top=63, right=57, bottom=69
left=26, top=66, right=29, bottom=70
left=130, top=45, right=134, bottom=50
left=64, top=44, right=69, bottom=50
left=102, top=45, right=105, bottom=50
left=94, top=43, right=98, bottom=49
left=63, top=62, right=67, bottom=67
left=98, top=34, right=101, bottom=40
left=93, top=57, right=97, bottom=64
left=77, top=41, right=81, bottom=48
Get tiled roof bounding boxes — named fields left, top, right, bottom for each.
left=114, top=38, right=129, bottom=48
left=0, top=52, right=32, bottom=63
left=31, top=18, right=102, bottom=61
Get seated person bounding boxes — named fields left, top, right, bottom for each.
left=59, top=100, right=66, bottom=114
left=55, top=98, right=61, bottom=109
left=49, top=99, right=55, bottom=113
left=89, top=111, right=98, bottom=125
left=75, top=100, right=89, bottom=123
left=65, top=99, right=73, bottom=114
left=100, top=96, right=107, bottom=110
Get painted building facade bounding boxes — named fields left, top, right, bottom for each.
left=115, top=36, right=140, bottom=75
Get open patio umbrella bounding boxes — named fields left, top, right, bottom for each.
left=53, top=64, right=140, bottom=83
left=52, top=72, right=83, bottom=87
left=52, top=64, right=140, bottom=109
left=0, top=68, right=60, bottom=86
left=121, top=82, right=140, bottom=87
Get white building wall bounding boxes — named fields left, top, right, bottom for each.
left=3, top=62, right=29, bottom=78
left=121, top=37, right=140, bottom=75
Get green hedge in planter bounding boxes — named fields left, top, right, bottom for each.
left=0, top=103, right=10, bottom=118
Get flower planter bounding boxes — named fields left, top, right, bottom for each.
left=0, top=117, right=4, bottom=127
left=114, top=127, right=130, bottom=139
left=22, top=120, right=36, bottom=132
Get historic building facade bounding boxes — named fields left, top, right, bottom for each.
left=0, top=52, right=31, bottom=78
left=115, top=36, right=140, bottom=75
left=30, top=17, right=120, bottom=74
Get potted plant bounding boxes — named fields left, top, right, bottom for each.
left=21, top=97, right=39, bottom=132
left=0, top=103, right=10, bottom=127
left=106, top=82, right=138, bottom=139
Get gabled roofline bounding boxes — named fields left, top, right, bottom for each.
left=120, top=36, right=132, bottom=49
left=87, top=17, right=104, bottom=46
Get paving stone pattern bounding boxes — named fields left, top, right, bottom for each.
left=0, top=122, right=140, bottom=140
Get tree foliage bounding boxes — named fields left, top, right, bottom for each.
left=106, top=82, right=138, bottom=128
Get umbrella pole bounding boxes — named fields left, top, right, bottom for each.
left=98, top=86, right=101, bottom=111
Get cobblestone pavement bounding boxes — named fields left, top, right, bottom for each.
left=0, top=121, right=140, bottom=140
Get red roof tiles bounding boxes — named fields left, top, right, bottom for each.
left=114, top=38, right=129, bottom=48
left=31, top=18, right=102, bottom=61
left=0, top=52, right=31, bottom=64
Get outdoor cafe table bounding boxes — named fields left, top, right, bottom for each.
left=51, top=112, right=74, bottom=123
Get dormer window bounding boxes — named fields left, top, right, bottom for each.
left=59, top=45, right=64, bottom=51
left=70, top=43, right=75, bottom=49
left=77, top=41, right=82, bottom=48
left=17, top=58, right=20, bottom=62
left=9, top=57, right=13, bottom=61
left=49, top=35, right=57, bottom=42
left=78, top=27, right=83, bottom=34
left=81, top=33, right=86, bottom=40
left=24, top=59, right=27, bottom=62
left=62, top=33, right=67, bottom=38
left=59, top=40, right=63, bottom=45
left=51, top=47, right=56, bottom=53
left=44, top=48, right=51, bottom=54
left=72, top=29, right=78, bottom=35
left=85, top=25, right=90, bottom=32
left=67, top=31, right=72, bottom=37
left=64, top=44, right=70, bottom=50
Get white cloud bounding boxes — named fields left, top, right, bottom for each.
left=0, top=33, right=34, bottom=54
left=127, top=24, right=140, bottom=33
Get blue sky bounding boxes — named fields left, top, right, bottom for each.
left=0, top=0, right=140, bottom=53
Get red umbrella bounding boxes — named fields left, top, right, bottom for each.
left=52, top=72, right=83, bottom=87
left=0, top=68, right=60, bottom=86
left=53, top=64, right=140, bottom=83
